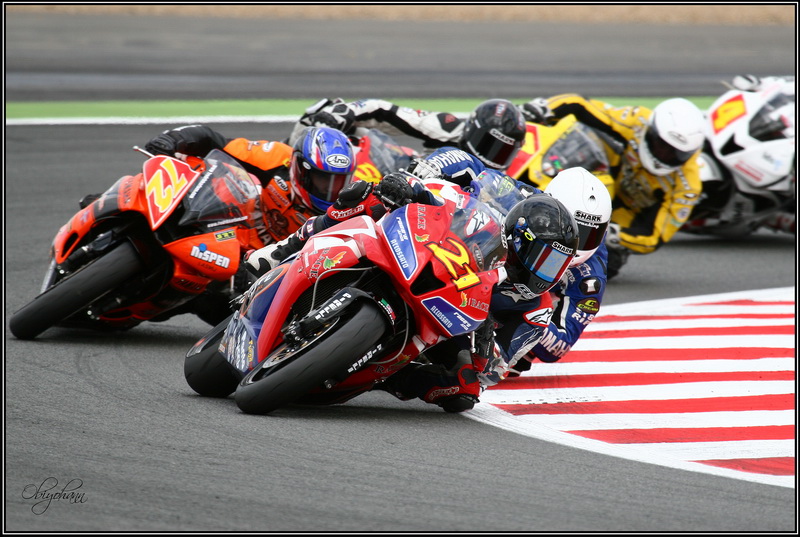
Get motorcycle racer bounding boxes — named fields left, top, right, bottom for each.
left=509, top=167, right=612, bottom=377
left=291, top=97, right=527, bottom=184
left=518, top=94, right=706, bottom=279
left=143, top=124, right=357, bottom=245
left=248, top=166, right=580, bottom=412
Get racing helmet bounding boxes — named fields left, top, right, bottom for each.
left=503, top=194, right=579, bottom=295
left=460, top=99, right=526, bottom=170
left=639, top=98, right=705, bottom=176
left=290, top=126, right=356, bottom=212
left=544, top=167, right=612, bottom=267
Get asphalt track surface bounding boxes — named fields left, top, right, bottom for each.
left=4, top=11, right=797, bottom=532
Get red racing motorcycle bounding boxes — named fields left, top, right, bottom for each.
left=184, top=177, right=519, bottom=414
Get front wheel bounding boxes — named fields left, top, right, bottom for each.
left=9, top=242, right=145, bottom=340
left=234, top=301, right=387, bottom=415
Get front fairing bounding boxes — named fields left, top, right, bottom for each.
left=177, top=149, right=265, bottom=235
left=220, top=264, right=290, bottom=373
left=507, top=116, right=613, bottom=191
left=708, top=88, right=796, bottom=192
left=376, top=196, right=505, bottom=340
left=542, top=122, right=611, bottom=178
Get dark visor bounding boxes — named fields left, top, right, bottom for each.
left=645, top=124, right=696, bottom=168
left=575, top=219, right=609, bottom=253
left=306, top=170, right=351, bottom=203
left=517, top=235, right=572, bottom=285
left=468, top=136, right=520, bottom=169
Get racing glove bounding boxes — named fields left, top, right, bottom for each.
left=373, top=172, right=415, bottom=210
left=145, top=132, right=182, bottom=157
left=405, top=158, right=444, bottom=181
left=326, top=180, right=386, bottom=221
left=604, top=222, right=625, bottom=250
left=604, top=224, right=630, bottom=280
left=144, top=125, right=228, bottom=159
left=307, top=100, right=356, bottom=134
left=731, top=74, right=762, bottom=92
left=518, top=97, right=555, bottom=124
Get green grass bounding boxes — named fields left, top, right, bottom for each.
left=5, top=97, right=718, bottom=119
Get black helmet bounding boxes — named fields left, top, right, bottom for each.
left=503, top=194, right=579, bottom=295
left=460, top=99, right=526, bottom=170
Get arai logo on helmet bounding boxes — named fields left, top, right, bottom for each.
left=326, top=154, right=352, bottom=168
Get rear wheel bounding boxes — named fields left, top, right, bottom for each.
left=234, top=301, right=387, bottom=415
left=9, top=242, right=145, bottom=340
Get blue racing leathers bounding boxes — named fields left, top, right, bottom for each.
left=526, top=242, right=608, bottom=363
left=416, top=146, right=489, bottom=188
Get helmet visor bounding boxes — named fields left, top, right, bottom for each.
left=515, top=234, right=573, bottom=287
left=644, top=124, right=696, bottom=169
left=576, top=219, right=609, bottom=254
left=307, top=169, right=351, bottom=203
left=467, top=133, right=521, bottom=169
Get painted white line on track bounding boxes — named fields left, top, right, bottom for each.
left=6, top=115, right=302, bottom=126
left=526, top=358, right=794, bottom=376
left=512, top=410, right=795, bottom=430
left=465, top=286, right=796, bottom=489
left=483, top=381, right=795, bottom=404
left=569, top=334, right=795, bottom=350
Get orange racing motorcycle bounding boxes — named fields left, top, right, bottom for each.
left=9, top=149, right=269, bottom=340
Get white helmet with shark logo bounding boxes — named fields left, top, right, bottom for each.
left=544, top=167, right=612, bottom=267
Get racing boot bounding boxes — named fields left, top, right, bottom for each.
left=244, top=234, right=304, bottom=277
left=376, top=351, right=480, bottom=413
left=507, top=356, right=533, bottom=378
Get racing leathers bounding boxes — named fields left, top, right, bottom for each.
left=144, top=124, right=314, bottom=245
left=253, top=160, right=556, bottom=412
left=530, top=94, right=702, bottom=277
left=289, top=98, right=466, bottom=151
left=509, top=241, right=608, bottom=377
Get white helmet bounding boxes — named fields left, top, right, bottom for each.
left=544, top=167, right=612, bottom=267
left=639, top=98, right=705, bottom=176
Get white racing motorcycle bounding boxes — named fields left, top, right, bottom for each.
left=682, top=76, right=795, bottom=237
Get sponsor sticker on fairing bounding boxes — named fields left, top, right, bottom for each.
left=190, top=244, right=231, bottom=268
